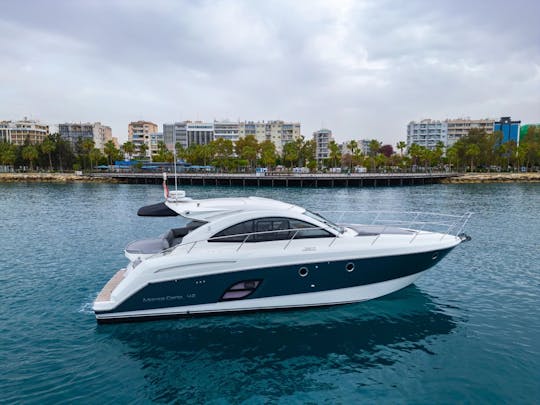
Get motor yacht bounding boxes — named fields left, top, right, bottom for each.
left=93, top=190, right=471, bottom=323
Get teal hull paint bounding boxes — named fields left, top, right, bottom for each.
left=97, top=247, right=454, bottom=315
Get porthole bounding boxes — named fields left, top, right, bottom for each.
left=299, top=267, right=309, bottom=277
left=346, top=262, right=355, bottom=272
left=432, top=252, right=439, bottom=260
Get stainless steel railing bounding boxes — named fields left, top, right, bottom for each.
left=149, top=211, right=472, bottom=258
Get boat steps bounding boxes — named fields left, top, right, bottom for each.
left=95, top=269, right=126, bottom=302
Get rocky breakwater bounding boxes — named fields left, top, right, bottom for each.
left=0, top=173, right=117, bottom=183
left=443, top=172, right=540, bottom=184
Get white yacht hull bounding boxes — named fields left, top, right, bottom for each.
left=95, top=270, right=425, bottom=322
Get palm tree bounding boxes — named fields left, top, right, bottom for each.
left=122, top=141, right=135, bottom=160
left=89, top=148, right=102, bottom=170
left=347, top=140, right=358, bottom=171
left=81, top=139, right=95, bottom=170
left=328, top=141, right=342, bottom=168
left=41, top=137, right=56, bottom=171
left=174, top=142, right=185, bottom=162
left=104, top=140, right=118, bottom=166
left=368, top=139, right=381, bottom=156
left=22, top=145, right=39, bottom=171
left=139, top=143, right=149, bottom=159
left=396, top=141, right=407, bottom=156
left=300, top=139, right=316, bottom=170
left=408, top=143, right=425, bottom=169
left=432, top=141, right=445, bottom=169
left=466, top=144, right=481, bottom=171
left=0, top=142, right=17, bottom=168
left=283, top=141, right=299, bottom=169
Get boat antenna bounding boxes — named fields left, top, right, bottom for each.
left=173, top=124, right=178, bottom=198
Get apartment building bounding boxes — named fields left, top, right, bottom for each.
left=147, top=132, right=163, bottom=156
left=214, top=121, right=240, bottom=142
left=407, top=117, right=502, bottom=149
left=163, top=121, right=221, bottom=149
left=163, top=122, right=188, bottom=150
left=446, top=118, right=494, bottom=147
left=238, top=120, right=301, bottom=154
left=59, top=122, right=112, bottom=151
left=163, top=119, right=301, bottom=154
left=128, top=121, right=158, bottom=157
left=187, top=122, right=214, bottom=146
left=0, top=118, right=49, bottom=145
left=407, top=119, right=448, bottom=150
left=340, top=139, right=371, bottom=155
left=313, top=128, right=333, bottom=164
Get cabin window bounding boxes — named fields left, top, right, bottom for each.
left=210, top=220, right=254, bottom=242
left=209, top=217, right=333, bottom=243
left=254, top=218, right=290, bottom=241
left=288, top=219, right=334, bottom=239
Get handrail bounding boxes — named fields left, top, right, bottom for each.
left=149, top=210, right=472, bottom=258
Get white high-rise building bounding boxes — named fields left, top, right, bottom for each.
left=214, top=121, right=240, bottom=142
left=164, top=119, right=302, bottom=154
left=407, top=119, right=448, bottom=150
left=1, top=118, right=49, bottom=145
left=313, top=128, right=333, bottom=164
left=163, top=121, right=217, bottom=150
left=186, top=122, right=214, bottom=146
left=407, top=118, right=497, bottom=150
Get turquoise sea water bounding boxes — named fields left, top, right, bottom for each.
left=0, top=182, right=539, bottom=403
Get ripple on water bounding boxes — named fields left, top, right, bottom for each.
left=0, top=183, right=539, bottom=403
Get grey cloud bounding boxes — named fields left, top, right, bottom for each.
left=0, top=0, right=539, bottom=144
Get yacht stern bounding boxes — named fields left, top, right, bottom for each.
left=93, top=269, right=126, bottom=312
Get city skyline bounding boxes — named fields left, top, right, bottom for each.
left=1, top=0, right=539, bottom=145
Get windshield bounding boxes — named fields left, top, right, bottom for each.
left=303, top=210, right=344, bottom=234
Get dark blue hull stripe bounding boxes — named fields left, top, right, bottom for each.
left=96, top=247, right=453, bottom=315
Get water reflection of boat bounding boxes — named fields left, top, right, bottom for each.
left=96, top=287, right=458, bottom=402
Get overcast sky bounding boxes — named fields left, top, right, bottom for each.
left=1, top=0, right=539, bottom=145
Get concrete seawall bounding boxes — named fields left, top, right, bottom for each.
left=442, top=173, right=540, bottom=184
left=0, top=173, right=117, bottom=183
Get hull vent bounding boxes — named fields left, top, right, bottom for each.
left=221, top=280, right=261, bottom=301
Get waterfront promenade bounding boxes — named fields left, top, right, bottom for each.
left=90, top=171, right=457, bottom=187
left=2, top=171, right=539, bottom=186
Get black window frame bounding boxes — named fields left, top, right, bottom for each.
left=209, top=217, right=334, bottom=243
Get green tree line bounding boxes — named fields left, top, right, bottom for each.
left=2, top=126, right=539, bottom=172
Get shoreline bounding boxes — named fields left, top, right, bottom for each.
left=0, top=173, right=117, bottom=183
left=441, top=172, right=540, bottom=184
left=0, top=172, right=539, bottom=185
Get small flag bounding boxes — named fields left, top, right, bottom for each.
left=163, top=172, right=169, bottom=199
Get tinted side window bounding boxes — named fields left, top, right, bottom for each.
left=289, top=219, right=333, bottom=239
left=209, top=217, right=334, bottom=243
left=210, top=220, right=254, bottom=242
left=254, top=218, right=291, bottom=241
